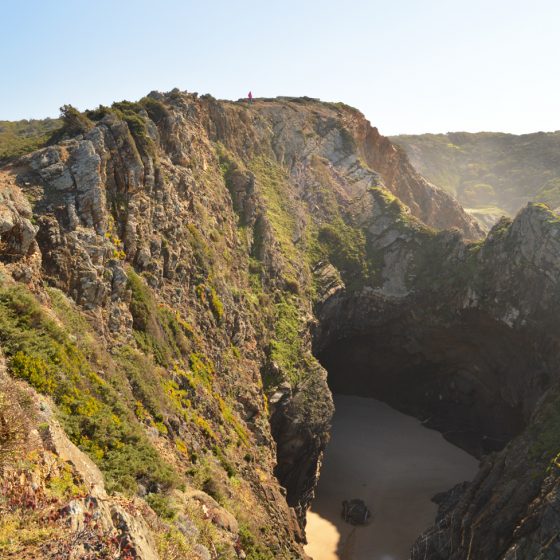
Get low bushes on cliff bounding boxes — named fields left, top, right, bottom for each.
left=128, top=269, right=193, bottom=366
left=316, top=218, right=369, bottom=285
left=0, top=283, right=177, bottom=495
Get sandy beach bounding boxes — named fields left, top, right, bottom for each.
left=304, top=395, right=479, bottom=560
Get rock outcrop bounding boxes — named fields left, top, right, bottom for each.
left=1, top=91, right=559, bottom=560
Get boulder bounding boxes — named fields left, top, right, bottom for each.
left=341, top=499, right=371, bottom=525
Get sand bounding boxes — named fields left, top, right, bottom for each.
left=304, top=395, right=479, bottom=560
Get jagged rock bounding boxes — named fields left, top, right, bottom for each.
left=0, top=355, right=161, bottom=560
left=312, top=262, right=345, bottom=304
left=110, top=504, right=159, bottom=560
left=179, top=488, right=239, bottom=534
left=0, top=178, right=38, bottom=257
left=37, top=401, right=107, bottom=498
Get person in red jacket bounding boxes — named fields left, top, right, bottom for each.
left=248, top=91, right=253, bottom=104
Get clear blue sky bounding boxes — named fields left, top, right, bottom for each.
left=2, top=0, right=559, bottom=135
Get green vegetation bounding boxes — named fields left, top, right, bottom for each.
left=189, top=352, right=215, bottom=387
left=0, top=97, right=166, bottom=166
left=327, top=101, right=363, bottom=116
left=113, top=344, right=169, bottom=425
left=46, top=461, right=87, bottom=500
left=113, top=101, right=154, bottom=155
left=86, top=97, right=166, bottom=158
left=249, top=156, right=300, bottom=265
left=146, top=492, right=177, bottom=520
left=217, top=394, right=250, bottom=446
left=128, top=269, right=192, bottom=366
left=140, top=96, right=170, bottom=123
left=0, top=513, right=57, bottom=555
left=238, top=524, right=275, bottom=560
left=316, top=219, right=369, bottom=283
left=368, top=186, right=429, bottom=238
left=0, top=455, right=84, bottom=555
left=216, top=142, right=246, bottom=213
left=0, top=381, right=27, bottom=468
left=0, top=118, right=61, bottom=163
left=392, top=131, right=560, bottom=217
left=268, top=296, right=306, bottom=385
left=195, top=282, right=224, bottom=321
left=58, top=104, right=94, bottom=136
left=187, top=224, right=214, bottom=279
left=0, top=283, right=176, bottom=495
left=155, top=526, right=197, bottom=559
left=126, top=269, right=245, bottom=458
left=209, top=286, right=224, bottom=320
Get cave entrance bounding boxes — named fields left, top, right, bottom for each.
left=315, top=308, right=547, bottom=456
left=304, top=308, right=547, bottom=560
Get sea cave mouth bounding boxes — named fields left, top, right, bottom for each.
left=314, top=307, right=547, bottom=457
left=301, top=304, right=551, bottom=559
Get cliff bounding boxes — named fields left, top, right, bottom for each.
left=0, top=91, right=559, bottom=560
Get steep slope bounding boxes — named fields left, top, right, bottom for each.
left=1, top=91, right=559, bottom=560
left=392, top=131, right=560, bottom=226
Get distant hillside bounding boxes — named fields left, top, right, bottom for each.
left=391, top=131, right=560, bottom=227
left=0, top=118, right=61, bottom=164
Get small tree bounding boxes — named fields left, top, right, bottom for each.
left=59, top=104, right=93, bottom=136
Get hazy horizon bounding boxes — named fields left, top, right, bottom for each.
left=3, top=0, right=560, bottom=135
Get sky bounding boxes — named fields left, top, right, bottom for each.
left=2, top=0, right=560, bottom=135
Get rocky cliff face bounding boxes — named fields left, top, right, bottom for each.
left=314, top=201, right=560, bottom=558
left=1, top=91, right=559, bottom=560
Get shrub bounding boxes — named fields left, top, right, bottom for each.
left=10, top=352, right=57, bottom=394
left=208, top=287, right=224, bottom=321
left=146, top=493, right=176, bottom=520
left=189, top=353, right=214, bottom=387
left=317, top=219, right=369, bottom=281
left=195, top=283, right=224, bottom=320
left=111, top=100, right=156, bottom=158
left=59, top=104, right=94, bottom=136
left=238, top=524, right=275, bottom=560
left=0, top=284, right=177, bottom=496
left=84, top=105, right=112, bottom=121
left=140, top=96, right=170, bottom=123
